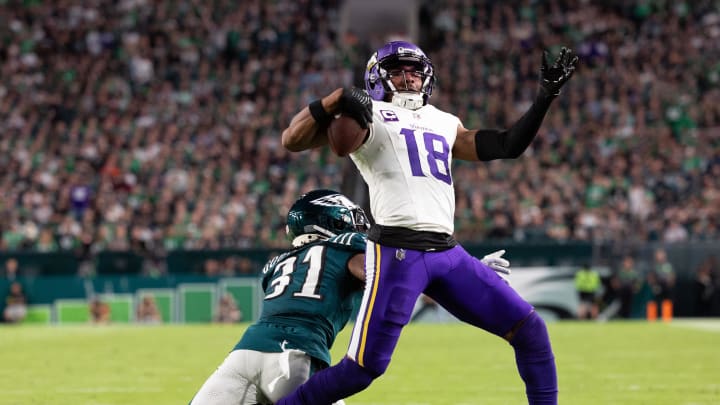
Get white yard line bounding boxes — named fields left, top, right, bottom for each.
left=56, top=387, right=164, bottom=393
left=670, top=319, right=720, bottom=332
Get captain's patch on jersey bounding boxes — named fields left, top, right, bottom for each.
left=379, top=110, right=399, bottom=122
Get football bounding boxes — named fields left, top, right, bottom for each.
left=327, top=115, right=367, bottom=157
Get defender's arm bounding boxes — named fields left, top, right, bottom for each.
left=348, top=254, right=366, bottom=282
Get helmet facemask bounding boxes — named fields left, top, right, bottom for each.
left=365, top=41, right=435, bottom=110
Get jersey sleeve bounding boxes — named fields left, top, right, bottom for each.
left=445, top=109, right=462, bottom=130
left=326, top=232, right=367, bottom=253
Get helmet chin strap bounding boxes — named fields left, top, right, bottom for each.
left=391, top=92, right=424, bottom=110
left=291, top=234, right=323, bottom=247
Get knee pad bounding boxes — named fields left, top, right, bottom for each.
left=509, top=311, right=553, bottom=357
left=333, top=357, right=381, bottom=393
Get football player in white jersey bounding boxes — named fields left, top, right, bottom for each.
left=278, top=41, right=578, bottom=405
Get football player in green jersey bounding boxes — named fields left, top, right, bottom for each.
left=190, top=189, right=369, bottom=405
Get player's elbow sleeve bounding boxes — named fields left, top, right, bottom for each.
left=505, top=146, right=525, bottom=159
left=475, top=129, right=534, bottom=160
left=474, top=129, right=508, bottom=160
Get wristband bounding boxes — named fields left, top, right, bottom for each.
left=309, top=99, right=333, bottom=127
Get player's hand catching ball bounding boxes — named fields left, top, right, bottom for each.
left=539, top=46, right=578, bottom=97
left=338, top=87, right=373, bottom=129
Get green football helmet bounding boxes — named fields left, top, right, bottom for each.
left=286, top=189, right=369, bottom=245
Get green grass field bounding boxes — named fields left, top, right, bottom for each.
left=1, top=320, right=719, bottom=405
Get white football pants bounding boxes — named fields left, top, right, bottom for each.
left=190, top=348, right=346, bottom=405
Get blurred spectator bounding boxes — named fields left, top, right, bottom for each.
left=3, top=282, right=28, bottom=323
left=89, top=298, right=111, bottom=324
left=648, top=248, right=676, bottom=309
left=136, top=295, right=162, bottom=324
left=3, top=258, right=19, bottom=281
left=237, top=257, right=256, bottom=275
left=203, top=258, right=221, bottom=277
left=215, top=293, right=242, bottom=324
left=611, top=255, right=642, bottom=319
left=574, top=264, right=601, bottom=320
left=693, top=256, right=720, bottom=316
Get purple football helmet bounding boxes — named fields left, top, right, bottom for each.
left=364, top=41, right=435, bottom=104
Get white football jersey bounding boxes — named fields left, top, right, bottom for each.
left=350, top=101, right=461, bottom=234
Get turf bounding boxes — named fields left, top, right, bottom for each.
left=0, top=320, right=718, bottom=405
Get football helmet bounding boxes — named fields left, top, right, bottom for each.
left=364, top=41, right=435, bottom=107
left=286, top=189, right=369, bottom=247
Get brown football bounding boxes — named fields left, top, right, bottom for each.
left=327, top=115, right=367, bottom=157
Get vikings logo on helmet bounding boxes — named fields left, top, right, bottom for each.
left=366, top=53, right=378, bottom=72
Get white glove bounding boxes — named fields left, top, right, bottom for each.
left=481, top=249, right=511, bottom=275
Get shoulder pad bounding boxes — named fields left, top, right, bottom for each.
left=326, top=232, right=367, bottom=253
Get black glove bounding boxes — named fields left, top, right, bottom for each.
left=338, top=87, right=373, bottom=129
left=539, top=46, right=578, bottom=97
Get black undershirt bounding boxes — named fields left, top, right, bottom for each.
left=368, top=225, right=457, bottom=251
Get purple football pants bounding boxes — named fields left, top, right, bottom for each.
left=277, top=242, right=557, bottom=404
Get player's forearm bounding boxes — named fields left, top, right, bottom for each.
left=475, top=89, right=555, bottom=160
left=281, top=108, right=327, bottom=151
left=281, top=88, right=344, bottom=152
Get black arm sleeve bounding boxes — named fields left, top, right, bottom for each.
left=474, top=90, right=555, bottom=161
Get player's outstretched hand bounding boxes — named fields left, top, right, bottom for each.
left=338, top=87, right=373, bottom=129
left=539, top=46, right=578, bottom=97
left=481, top=249, right=511, bottom=275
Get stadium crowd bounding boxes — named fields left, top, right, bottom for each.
left=1, top=0, right=719, bottom=265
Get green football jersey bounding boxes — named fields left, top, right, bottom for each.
left=235, top=232, right=366, bottom=366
